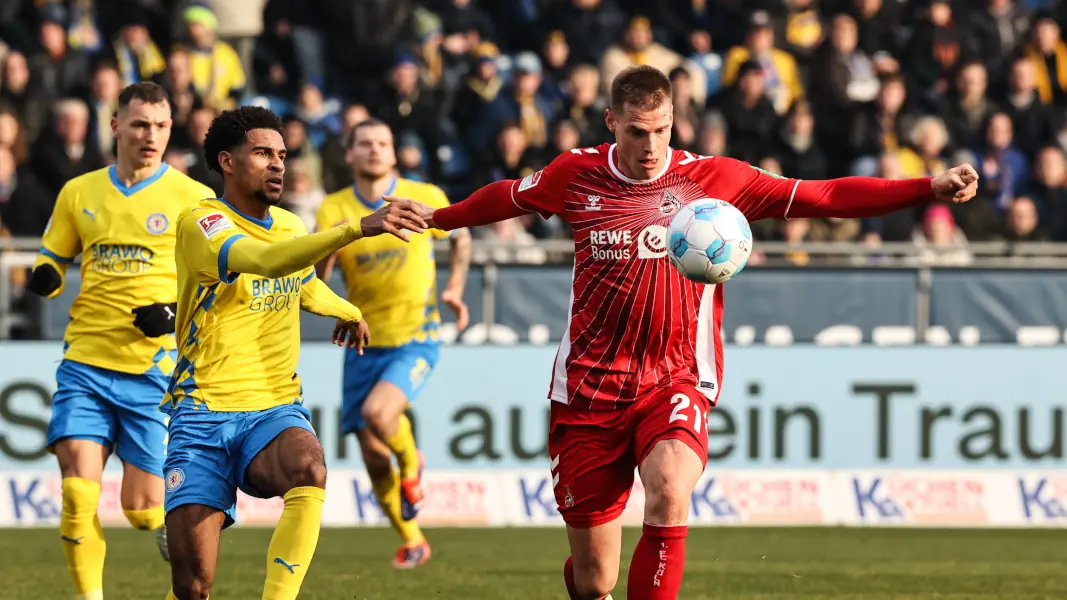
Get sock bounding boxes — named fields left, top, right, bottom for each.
left=626, top=523, right=687, bottom=600
left=370, top=468, right=425, bottom=546
left=262, top=486, right=326, bottom=600
left=124, top=506, right=165, bottom=530
left=60, top=477, right=106, bottom=598
left=384, top=414, right=420, bottom=480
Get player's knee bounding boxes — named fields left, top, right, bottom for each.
left=573, top=564, right=617, bottom=600
left=361, top=403, right=390, bottom=435
left=359, top=442, right=392, bottom=480
left=288, top=455, right=327, bottom=489
left=642, top=473, right=692, bottom=525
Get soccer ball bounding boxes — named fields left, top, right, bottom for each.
left=666, top=199, right=753, bottom=284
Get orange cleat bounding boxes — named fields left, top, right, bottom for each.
left=392, top=540, right=431, bottom=569
left=399, top=450, right=425, bottom=521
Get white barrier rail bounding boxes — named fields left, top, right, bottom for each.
left=2, top=469, right=1064, bottom=528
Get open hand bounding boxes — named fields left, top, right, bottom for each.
left=360, top=201, right=428, bottom=242
left=333, top=318, right=370, bottom=354
left=932, top=164, right=979, bottom=204
left=441, top=286, right=469, bottom=331
left=384, top=195, right=438, bottom=229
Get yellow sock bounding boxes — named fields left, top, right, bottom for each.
left=262, top=486, right=325, bottom=600
left=60, top=477, right=106, bottom=598
left=124, top=506, right=165, bottom=530
left=385, top=414, right=420, bottom=480
left=370, top=469, right=424, bottom=546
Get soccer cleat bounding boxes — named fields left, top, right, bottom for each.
left=391, top=540, right=431, bottom=569
left=155, top=526, right=170, bottom=562
left=399, top=450, right=426, bottom=521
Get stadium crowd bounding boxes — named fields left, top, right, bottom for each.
left=0, top=0, right=1065, bottom=259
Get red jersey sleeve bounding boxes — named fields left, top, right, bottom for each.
left=511, top=153, right=573, bottom=219
left=695, top=156, right=935, bottom=221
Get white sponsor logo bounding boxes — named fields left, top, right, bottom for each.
left=196, top=213, right=233, bottom=239
left=585, top=195, right=602, bottom=211
left=589, top=225, right=667, bottom=260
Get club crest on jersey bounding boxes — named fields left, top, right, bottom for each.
left=197, top=213, right=233, bottom=239
left=166, top=468, right=185, bottom=491
left=146, top=212, right=169, bottom=234
left=518, top=169, right=543, bottom=192
left=659, top=190, right=681, bottom=215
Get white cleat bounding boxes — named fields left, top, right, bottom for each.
left=155, top=526, right=170, bottom=562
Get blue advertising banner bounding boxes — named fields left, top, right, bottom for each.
left=0, top=344, right=1064, bottom=471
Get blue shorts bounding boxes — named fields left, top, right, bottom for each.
left=162, top=403, right=315, bottom=528
left=342, top=342, right=439, bottom=433
left=47, top=359, right=169, bottom=477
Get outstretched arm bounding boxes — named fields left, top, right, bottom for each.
left=300, top=273, right=362, bottom=322
left=426, top=180, right=529, bottom=230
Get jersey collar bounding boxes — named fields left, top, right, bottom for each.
left=352, top=177, right=397, bottom=211
left=217, top=197, right=274, bottom=230
left=108, top=162, right=169, bottom=197
left=607, top=144, right=673, bottom=185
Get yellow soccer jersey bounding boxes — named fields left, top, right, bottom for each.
left=164, top=199, right=316, bottom=412
left=316, top=177, right=451, bottom=347
left=36, top=164, right=214, bottom=376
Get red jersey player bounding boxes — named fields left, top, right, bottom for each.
left=389, top=66, right=978, bottom=600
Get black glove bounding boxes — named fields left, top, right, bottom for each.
left=27, top=264, right=62, bottom=297
left=132, top=302, right=177, bottom=337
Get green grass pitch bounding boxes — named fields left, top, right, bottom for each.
left=3, top=527, right=1066, bottom=599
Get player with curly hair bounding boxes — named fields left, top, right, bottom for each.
left=159, top=106, right=428, bottom=600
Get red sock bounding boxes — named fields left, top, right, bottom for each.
left=626, top=523, right=687, bottom=600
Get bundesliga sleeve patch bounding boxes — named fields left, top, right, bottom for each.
left=197, top=213, right=233, bottom=239
left=518, top=170, right=543, bottom=192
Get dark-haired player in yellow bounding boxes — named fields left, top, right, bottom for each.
left=27, top=82, right=215, bottom=600
left=316, top=118, right=470, bottom=568
left=160, top=106, right=427, bottom=600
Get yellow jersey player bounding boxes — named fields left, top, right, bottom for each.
left=27, top=82, right=214, bottom=600
left=315, top=118, right=471, bottom=569
left=160, top=106, right=427, bottom=600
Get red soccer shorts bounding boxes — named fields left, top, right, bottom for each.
left=547, top=383, right=710, bottom=529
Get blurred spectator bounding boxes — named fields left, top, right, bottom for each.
left=559, top=64, right=608, bottom=148
left=778, top=0, right=826, bottom=70
left=292, top=83, right=341, bottom=150
left=781, top=218, right=813, bottom=266
left=111, top=12, right=166, bottom=86
left=397, top=131, right=428, bottom=181
left=976, top=112, right=1031, bottom=211
left=86, top=61, right=121, bottom=162
left=321, top=104, right=371, bottom=194
left=180, top=4, right=246, bottom=110
left=378, top=54, right=439, bottom=161
left=0, top=52, right=47, bottom=141
left=849, top=74, right=915, bottom=177
left=483, top=52, right=553, bottom=154
left=475, top=122, right=541, bottom=188
left=157, top=49, right=201, bottom=148
left=1002, top=55, right=1053, bottom=157
left=1003, top=196, right=1051, bottom=241
left=541, top=31, right=572, bottom=103
left=685, top=29, right=724, bottom=99
left=280, top=157, right=324, bottom=232
left=914, top=204, right=973, bottom=266
left=1025, top=10, right=1067, bottom=106
left=864, top=152, right=920, bottom=243
left=698, top=112, right=728, bottom=163
left=176, top=106, right=222, bottom=194
left=0, top=146, right=50, bottom=236
left=942, top=62, right=996, bottom=153
left=712, top=60, right=778, bottom=165
left=776, top=100, right=827, bottom=181
left=551, top=0, right=625, bottom=66
left=899, top=116, right=950, bottom=179
left=601, top=16, right=684, bottom=98
left=452, top=43, right=503, bottom=145
left=851, top=0, right=905, bottom=71
left=212, top=0, right=267, bottom=89
left=551, top=119, right=581, bottom=155
left=723, top=11, right=804, bottom=115
left=670, top=67, right=699, bottom=152
left=972, top=0, right=1031, bottom=94
left=282, top=115, right=322, bottom=190
left=1029, top=145, right=1067, bottom=239
left=30, top=99, right=104, bottom=197
left=438, top=0, right=496, bottom=48
left=29, top=4, right=90, bottom=105
left=0, top=103, right=30, bottom=165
